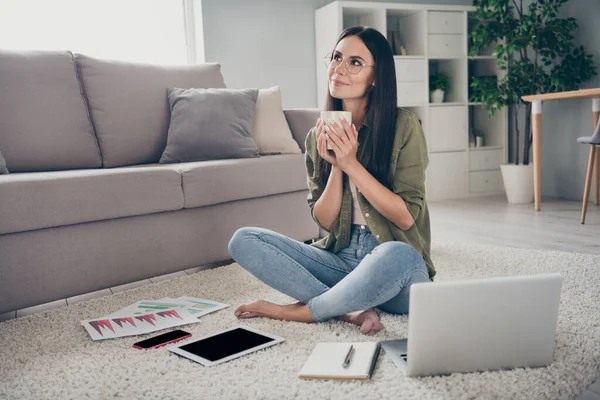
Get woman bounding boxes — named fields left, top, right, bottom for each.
left=227, top=26, right=435, bottom=335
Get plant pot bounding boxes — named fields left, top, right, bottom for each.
left=475, top=136, right=484, bottom=147
left=500, top=164, right=534, bottom=204
left=430, top=89, right=445, bottom=103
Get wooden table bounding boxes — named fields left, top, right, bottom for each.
left=522, top=88, right=600, bottom=211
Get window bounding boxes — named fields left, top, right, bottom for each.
left=0, top=0, right=190, bottom=65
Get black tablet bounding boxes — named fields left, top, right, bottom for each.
left=169, top=326, right=285, bottom=366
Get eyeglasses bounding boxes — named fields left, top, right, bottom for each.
left=324, top=52, right=374, bottom=75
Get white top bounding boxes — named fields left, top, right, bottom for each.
left=349, top=180, right=367, bottom=226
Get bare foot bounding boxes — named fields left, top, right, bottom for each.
left=338, top=309, right=384, bottom=335
left=234, top=300, right=313, bottom=322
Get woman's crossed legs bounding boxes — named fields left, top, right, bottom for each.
left=227, top=227, right=430, bottom=335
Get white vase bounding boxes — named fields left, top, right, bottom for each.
left=430, top=89, right=445, bottom=103
left=475, top=136, right=483, bottom=147
left=500, top=164, right=534, bottom=204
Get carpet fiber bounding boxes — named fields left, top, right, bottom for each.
left=1, top=243, right=599, bottom=399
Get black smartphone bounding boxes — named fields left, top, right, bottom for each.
left=133, top=329, right=192, bottom=350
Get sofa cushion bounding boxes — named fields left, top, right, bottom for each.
left=0, top=50, right=102, bottom=172
left=253, top=87, right=302, bottom=155
left=179, top=154, right=308, bottom=208
left=75, top=54, right=226, bottom=168
left=159, top=88, right=260, bottom=163
left=283, top=109, right=320, bottom=153
left=0, top=167, right=184, bottom=235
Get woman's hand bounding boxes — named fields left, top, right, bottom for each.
left=324, top=117, right=359, bottom=172
left=315, top=118, right=337, bottom=166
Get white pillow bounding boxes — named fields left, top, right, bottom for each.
left=252, top=86, right=302, bottom=154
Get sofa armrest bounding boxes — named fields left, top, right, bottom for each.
left=284, top=108, right=319, bottom=153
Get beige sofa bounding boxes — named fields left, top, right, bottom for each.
left=0, top=50, right=320, bottom=314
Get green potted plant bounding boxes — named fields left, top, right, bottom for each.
left=469, top=75, right=501, bottom=106
left=469, top=0, right=597, bottom=203
left=429, top=72, right=450, bottom=103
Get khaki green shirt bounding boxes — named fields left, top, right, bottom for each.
left=305, top=108, right=435, bottom=279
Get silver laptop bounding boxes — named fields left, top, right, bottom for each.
left=381, top=273, right=562, bottom=377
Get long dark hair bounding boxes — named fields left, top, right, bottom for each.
left=319, top=26, right=397, bottom=189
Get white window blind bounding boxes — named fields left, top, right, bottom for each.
left=0, top=0, right=189, bottom=65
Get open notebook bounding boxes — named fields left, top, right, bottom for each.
left=298, top=342, right=381, bottom=380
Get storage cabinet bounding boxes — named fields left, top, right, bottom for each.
left=397, top=82, right=425, bottom=105
left=428, top=106, right=467, bottom=152
left=315, top=2, right=508, bottom=201
left=428, top=34, right=464, bottom=58
left=427, top=11, right=464, bottom=34
left=469, top=149, right=503, bottom=171
left=394, top=58, right=426, bottom=81
left=469, top=170, right=504, bottom=194
left=426, top=152, right=468, bottom=200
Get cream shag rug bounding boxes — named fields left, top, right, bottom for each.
left=0, top=243, right=599, bottom=400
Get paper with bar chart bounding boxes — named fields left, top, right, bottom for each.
left=81, top=297, right=230, bottom=340
left=105, top=297, right=229, bottom=319
left=176, top=297, right=230, bottom=318
left=81, top=308, right=199, bottom=340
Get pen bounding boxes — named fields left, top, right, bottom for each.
left=342, top=344, right=354, bottom=368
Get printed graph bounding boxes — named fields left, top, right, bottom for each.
left=82, top=309, right=197, bottom=340
left=113, top=317, right=136, bottom=328
left=89, top=320, right=115, bottom=335
left=132, top=301, right=187, bottom=315
left=82, top=297, right=230, bottom=340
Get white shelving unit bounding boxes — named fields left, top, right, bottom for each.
left=315, top=1, right=508, bottom=201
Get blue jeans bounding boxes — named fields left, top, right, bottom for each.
left=227, top=224, right=431, bottom=322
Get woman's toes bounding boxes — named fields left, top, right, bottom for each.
left=234, top=304, right=253, bottom=316
left=371, top=321, right=384, bottom=334
left=359, top=315, right=384, bottom=335
left=234, top=307, right=243, bottom=316
left=360, top=319, right=374, bottom=335
left=235, top=300, right=271, bottom=318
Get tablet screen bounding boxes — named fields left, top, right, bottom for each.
left=178, top=327, right=275, bottom=361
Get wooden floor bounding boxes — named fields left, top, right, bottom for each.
left=429, top=195, right=600, bottom=255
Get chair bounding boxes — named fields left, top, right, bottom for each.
left=578, top=120, right=600, bottom=224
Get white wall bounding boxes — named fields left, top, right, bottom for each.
left=202, top=0, right=316, bottom=108
left=535, top=0, right=600, bottom=200
left=201, top=0, right=472, bottom=109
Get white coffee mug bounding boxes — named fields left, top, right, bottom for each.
left=320, top=111, right=352, bottom=150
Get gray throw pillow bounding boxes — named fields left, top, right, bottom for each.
left=0, top=150, right=9, bottom=174
left=159, top=88, right=260, bottom=163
